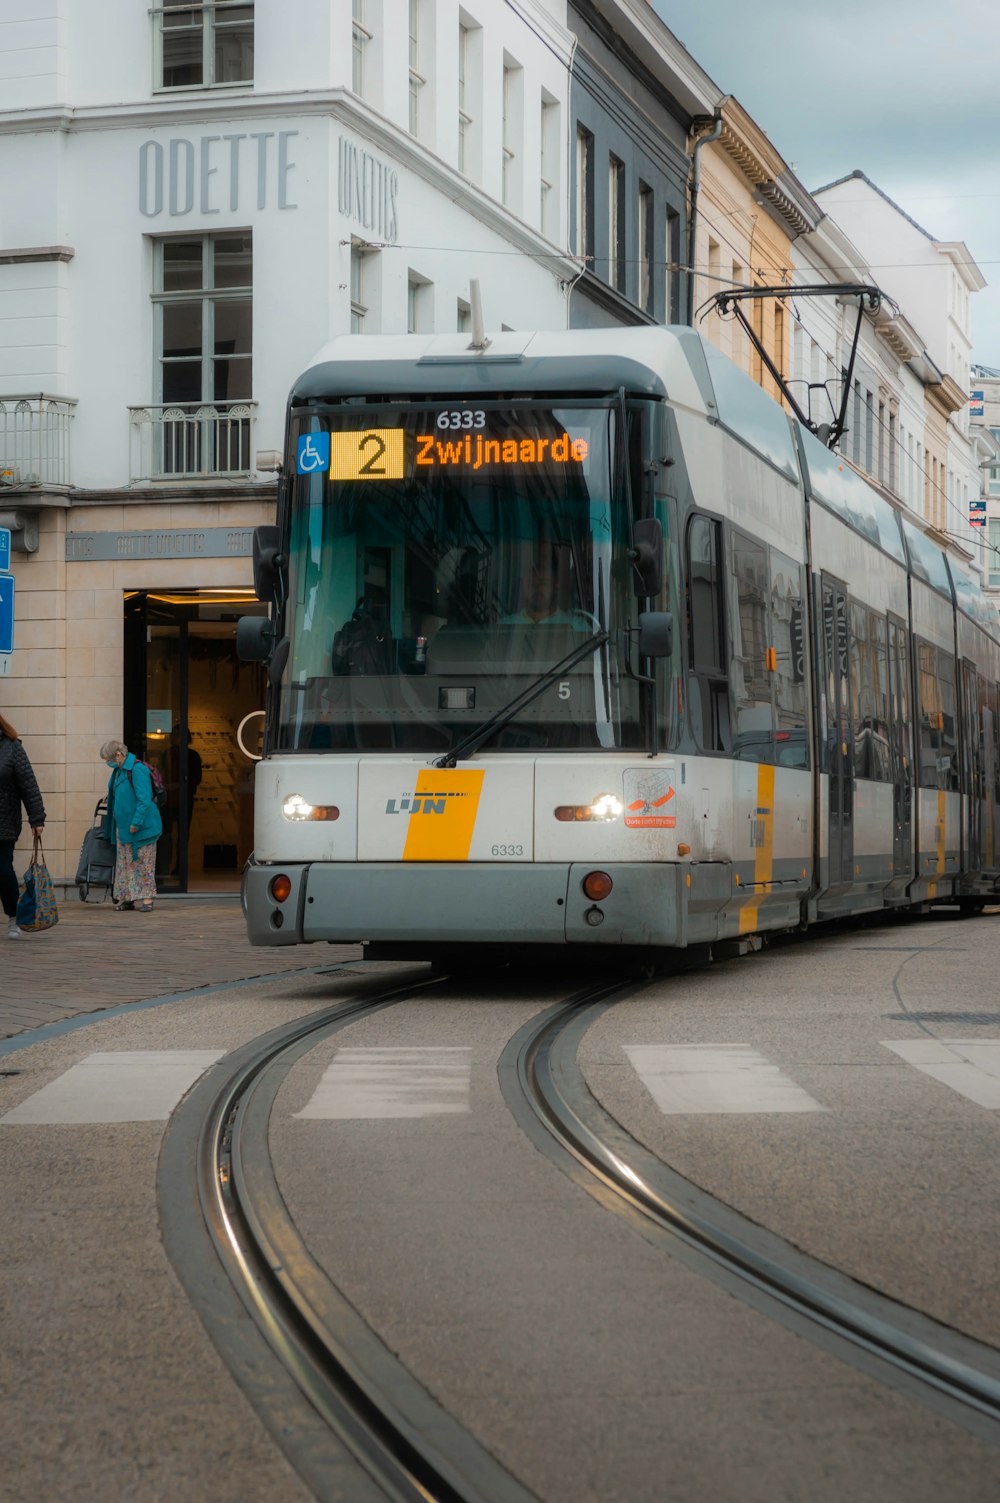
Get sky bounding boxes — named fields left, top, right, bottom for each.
left=651, top=0, right=1000, bottom=365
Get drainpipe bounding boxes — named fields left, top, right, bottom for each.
left=686, top=112, right=723, bottom=326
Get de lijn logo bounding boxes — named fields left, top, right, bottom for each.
left=385, top=790, right=470, bottom=815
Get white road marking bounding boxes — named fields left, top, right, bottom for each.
left=623, top=1043, right=827, bottom=1115
left=881, top=1039, right=1000, bottom=1109
left=295, top=1046, right=472, bottom=1119
left=0, top=1050, right=225, bottom=1125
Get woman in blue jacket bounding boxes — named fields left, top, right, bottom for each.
left=99, top=739, right=162, bottom=912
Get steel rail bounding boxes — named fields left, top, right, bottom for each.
left=510, top=995, right=1000, bottom=1435
left=193, top=973, right=538, bottom=1503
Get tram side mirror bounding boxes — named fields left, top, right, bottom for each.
left=236, top=615, right=275, bottom=663
left=629, top=518, right=663, bottom=598
left=252, top=525, right=286, bottom=602
left=638, top=611, right=673, bottom=659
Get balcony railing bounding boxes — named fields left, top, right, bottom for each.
left=0, top=394, right=76, bottom=487
left=129, top=402, right=256, bottom=481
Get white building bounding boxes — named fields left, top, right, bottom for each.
left=812, top=172, right=985, bottom=547
left=0, top=0, right=579, bottom=889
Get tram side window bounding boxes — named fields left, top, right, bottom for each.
left=937, top=649, right=959, bottom=791
left=917, top=641, right=958, bottom=791
left=686, top=515, right=731, bottom=752
left=729, top=532, right=773, bottom=762
left=769, top=550, right=808, bottom=767
left=849, top=603, right=891, bottom=781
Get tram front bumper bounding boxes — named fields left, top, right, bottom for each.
left=242, top=860, right=683, bottom=948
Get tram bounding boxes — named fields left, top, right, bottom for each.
left=238, top=326, right=1000, bottom=955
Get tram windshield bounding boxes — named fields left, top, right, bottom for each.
left=276, top=402, right=646, bottom=754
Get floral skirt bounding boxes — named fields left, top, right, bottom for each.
left=114, top=839, right=158, bottom=903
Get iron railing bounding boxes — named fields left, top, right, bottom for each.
left=129, top=401, right=256, bottom=481
left=0, top=395, right=76, bottom=487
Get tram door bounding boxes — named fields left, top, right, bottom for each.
left=822, top=578, right=853, bottom=887
left=961, top=660, right=983, bottom=871
left=887, top=618, right=914, bottom=882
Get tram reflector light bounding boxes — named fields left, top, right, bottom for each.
left=584, top=906, right=605, bottom=927
left=582, top=871, right=613, bottom=901
left=677, top=843, right=691, bottom=857
left=282, top=794, right=339, bottom=821
left=270, top=874, right=292, bottom=903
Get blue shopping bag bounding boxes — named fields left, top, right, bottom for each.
left=17, top=834, right=59, bottom=932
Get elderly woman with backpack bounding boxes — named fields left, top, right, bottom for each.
left=100, top=739, right=162, bottom=913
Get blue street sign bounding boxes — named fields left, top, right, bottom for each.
left=0, top=527, right=9, bottom=571
left=970, top=500, right=987, bottom=511
left=969, top=516, right=986, bottom=528
left=0, top=572, right=13, bottom=654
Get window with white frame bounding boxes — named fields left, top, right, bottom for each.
left=350, top=243, right=367, bottom=332
left=353, top=0, right=371, bottom=96
left=989, top=519, right=1000, bottom=587
left=407, top=272, right=431, bottom=334
left=665, top=207, right=680, bottom=322
left=155, top=234, right=252, bottom=404
left=408, top=0, right=424, bottom=137
left=157, top=2, right=253, bottom=90
left=457, top=299, right=471, bottom=334
left=576, top=126, right=594, bottom=262
left=151, top=234, right=252, bottom=475
left=502, top=59, right=522, bottom=209
left=458, top=23, right=472, bottom=174
left=539, top=93, right=558, bottom=238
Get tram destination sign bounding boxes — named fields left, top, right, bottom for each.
left=300, top=410, right=598, bottom=482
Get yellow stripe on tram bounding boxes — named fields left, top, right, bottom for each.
left=402, top=768, right=485, bottom=862
left=740, top=763, right=775, bottom=935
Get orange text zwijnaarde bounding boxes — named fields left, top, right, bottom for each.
left=415, top=433, right=589, bottom=469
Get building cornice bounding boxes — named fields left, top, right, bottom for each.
left=0, top=90, right=581, bottom=283
left=576, top=0, right=721, bottom=119
left=0, top=246, right=74, bottom=265
left=713, top=99, right=811, bottom=241
left=936, top=241, right=987, bottom=293
left=926, top=373, right=968, bottom=417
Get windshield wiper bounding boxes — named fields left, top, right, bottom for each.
left=433, top=630, right=610, bottom=768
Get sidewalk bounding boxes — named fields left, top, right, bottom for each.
left=1, top=895, right=362, bottom=1042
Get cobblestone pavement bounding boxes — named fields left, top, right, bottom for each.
left=0, top=894, right=362, bottom=1042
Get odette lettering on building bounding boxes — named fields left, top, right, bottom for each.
left=139, top=131, right=299, bottom=217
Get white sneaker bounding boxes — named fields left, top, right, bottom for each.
left=7, top=918, right=23, bottom=939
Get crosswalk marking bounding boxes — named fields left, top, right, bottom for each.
left=295, top=1046, right=473, bottom=1120
left=881, top=1039, right=1000, bottom=1109
left=0, top=1050, right=225, bottom=1125
left=623, top=1043, right=827, bottom=1115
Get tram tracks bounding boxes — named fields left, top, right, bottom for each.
left=161, top=960, right=1000, bottom=1503
left=502, top=991, right=1000, bottom=1446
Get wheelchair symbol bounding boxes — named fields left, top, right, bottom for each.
left=297, top=433, right=330, bottom=474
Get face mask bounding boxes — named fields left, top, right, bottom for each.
left=106, top=760, right=117, bottom=769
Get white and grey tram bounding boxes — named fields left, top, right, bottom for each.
left=238, top=327, right=1000, bottom=955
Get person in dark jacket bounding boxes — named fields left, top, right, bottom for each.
left=0, top=712, right=46, bottom=939
left=99, top=738, right=162, bottom=913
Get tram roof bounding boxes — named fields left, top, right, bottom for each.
left=290, top=327, right=715, bottom=414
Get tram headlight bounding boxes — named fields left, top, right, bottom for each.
left=282, top=794, right=339, bottom=822
left=589, top=793, right=623, bottom=822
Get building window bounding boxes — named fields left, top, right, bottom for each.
left=407, top=273, right=430, bottom=334
left=458, top=23, right=472, bottom=174
left=608, top=156, right=625, bottom=293
left=576, top=126, right=594, bottom=263
left=352, top=0, right=370, bottom=95
left=157, top=2, right=253, bottom=90
left=408, top=0, right=424, bottom=136
left=989, top=519, right=1000, bottom=588
left=151, top=233, right=252, bottom=474
left=350, top=243, right=367, bottom=332
left=540, top=93, right=558, bottom=238
left=502, top=60, right=522, bottom=208
left=457, top=299, right=471, bottom=334
left=638, top=182, right=653, bottom=314
left=666, top=207, right=681, bottom=323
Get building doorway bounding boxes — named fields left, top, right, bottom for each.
left=124, top=589, right=267, bottom=892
